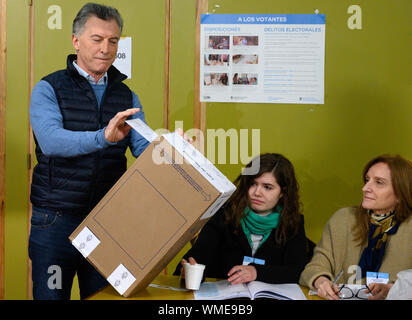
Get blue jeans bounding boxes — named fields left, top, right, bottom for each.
left=28, top=206, right=108, bottom=300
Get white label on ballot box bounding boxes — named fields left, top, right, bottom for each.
left=107, top=264, right=136, bottom=295
left=71, top=226, right=101, bottom=258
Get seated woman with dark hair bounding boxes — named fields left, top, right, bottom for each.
left=300, top=154, right=412, bottom=300
left=174, top=153, right=308, bottom=285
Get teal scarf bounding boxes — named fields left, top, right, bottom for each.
left=241, top=205, right=282, bottom=251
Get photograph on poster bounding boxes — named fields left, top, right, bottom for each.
left=233, top=73, right=258, bottom=85
left=232, top=54, right=258, bottom=65
left=207, top=35, right=230, bottom=50
left=233, top=36, right=259, bottom=46
left=204, top=73, right=229, bottom=86
left=204, top=54, right=230, bottom=67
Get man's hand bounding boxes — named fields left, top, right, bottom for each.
left=104, top=108, right=140, bottom=143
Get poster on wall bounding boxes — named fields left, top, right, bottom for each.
left=200, top=14, right=325, bottom=104
left=113, top=37, right=132, bottom=79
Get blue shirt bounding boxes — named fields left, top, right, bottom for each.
left=30, top=62, right=149, bottom=158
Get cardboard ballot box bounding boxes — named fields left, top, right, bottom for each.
left=69, top=119, right=236, bottom=297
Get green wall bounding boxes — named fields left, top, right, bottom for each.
left=4, top=0, right=412, bottom=299
left=5, top=0, right=30, bottom=300
left=203, top=0, right=412, bottom=244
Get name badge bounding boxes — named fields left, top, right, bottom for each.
left=366, top=272, right=389, bottom=285
left=242, top=256, right=265, bottom=266
left=253, top=258, right=265, bottom=265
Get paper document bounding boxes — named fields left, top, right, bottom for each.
left=148, top=283, right=190, bottom=292
left=125, top=118, right=159, bottom=143
left=200, top=14, right=325, bottom=104
left=194, top=280, right=307, bottom=300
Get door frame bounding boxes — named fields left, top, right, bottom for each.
left=0, top=0, right=8, bottom=301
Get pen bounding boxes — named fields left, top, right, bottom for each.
left=332, top=269, right=344, bottom=286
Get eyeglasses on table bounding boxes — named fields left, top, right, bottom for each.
left=337, top=284, right=372, bottom=300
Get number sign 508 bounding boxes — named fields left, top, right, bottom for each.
left=116, top=52, right=126, bottom=59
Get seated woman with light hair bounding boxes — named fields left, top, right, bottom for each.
left=299, top=154, right=412, bottom=300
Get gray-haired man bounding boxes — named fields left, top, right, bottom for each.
left=28, top=3, right=149, bottom=299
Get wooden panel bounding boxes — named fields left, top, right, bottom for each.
left=26, top=0, right=35, bottom=301
left=164, top=0, right=171, bottom=130
left=0, top=0, right=7, bottom=301
left=193, top=0, right=208, bottom=153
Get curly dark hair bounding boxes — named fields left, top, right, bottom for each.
left=224, top=153, right=302, bottom=246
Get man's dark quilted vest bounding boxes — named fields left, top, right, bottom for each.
left=30, top=54, right=132, bottom=215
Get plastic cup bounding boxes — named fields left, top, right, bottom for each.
left=183, top=263, right=205, bottom=290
